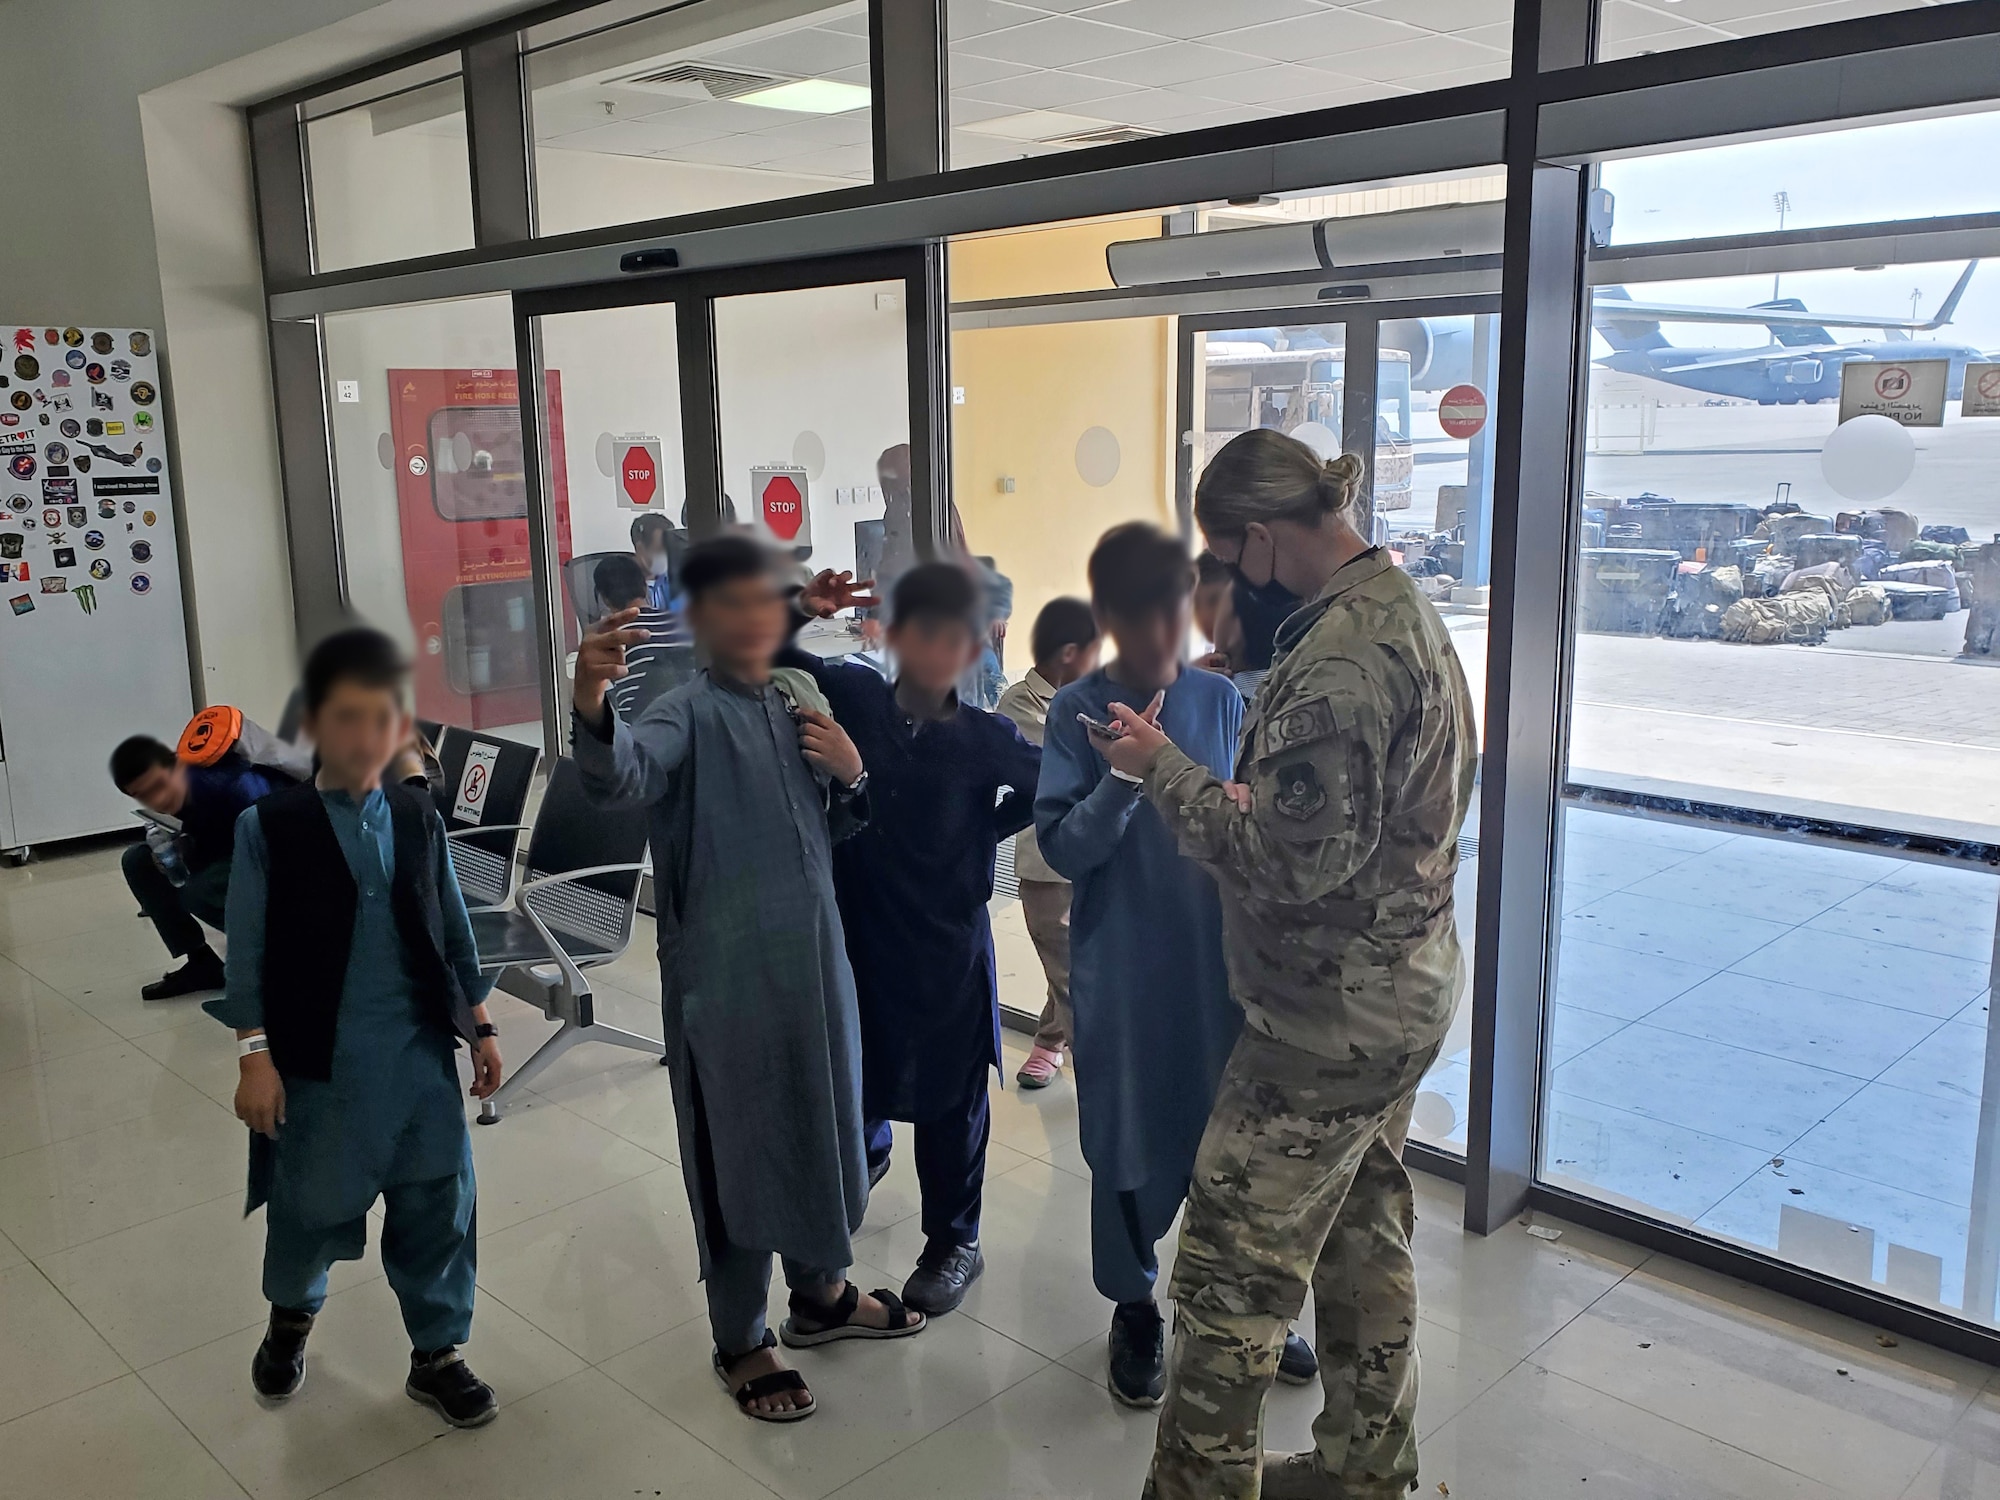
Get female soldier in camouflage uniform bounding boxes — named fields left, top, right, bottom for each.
left=1098, top=428, right=1476, bottom=1500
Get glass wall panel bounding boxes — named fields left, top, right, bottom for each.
left=1597, top=0, right=1975, bottom=63
left=528, top=0, right=872, bottom=239
left=534, top=303, right=687, bottom=717
left=1544, top=111, right=2000, bottom=1325
left=322, top=295, right=544, bottom=743
left=952, top=193, right=1499, bottom=1156
left=947, top=0, right=1511, bottom=170
left=305, top=62, right=474, bottom=273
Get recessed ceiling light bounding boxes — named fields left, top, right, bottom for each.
left=736, top=78, right=870, bottom=114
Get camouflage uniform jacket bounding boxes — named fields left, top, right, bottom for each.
left=1142, top=548, right=1476, bottom=1063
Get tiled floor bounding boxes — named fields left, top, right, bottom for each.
left=7, top=838, right=2000, bottom=1498
left=1545, top=807, right=2000, bottom=1316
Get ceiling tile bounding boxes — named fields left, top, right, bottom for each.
left=640, top=98, right=788, bottom=134
left=1080, top=0, right=1326, bottom=40
left=1318, top=32, right=1508, bottom=82
left=1400, top=60, right=1513, bottom=88
left=817, top=9, right=875, bottom=36
left=777, top=144, right=874, bottom=179
left=950, top=129, right=1036, bottom=166
left=950, top=95, right=1024, bottom=125
left=1451, top=22, right=1516, bottom=49
left=949, top=0, right=1057, bottom=39
left=1211, top=8, right=1424, bottom=60
left=537, top=118, right=728, bottom=157
left=1187, top=62, right=1367, bottom=106
left=672, top=134, right=822, bottom=168
left=947, top=51, right=1038, bottom=87
left=1094, top=84, right=1255, bottom=123
left=1596, top=0, right=1709, bottom=43
left=1082, top=40, right=1269, bottom=86
left=748, top=111, right=875, bottom=148
left=962, top=66, right=1145, bottom=109
left=1350, top=0, right=1515, bottom=34
left=955, top=14, right=1159, bottom=66
left=702, top=28, right=873, bottom=77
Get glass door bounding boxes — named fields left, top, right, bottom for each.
left=713, top=280, right=912, bottom=674
left=1180, top=302, right=1502, bottom=1158
left=514, top=249, right=941, bottom=748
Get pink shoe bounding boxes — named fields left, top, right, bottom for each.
left=1016, top=1045, right=1064, bottom=1089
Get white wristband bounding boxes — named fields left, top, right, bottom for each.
left=238, top=1034, right=270, bottom=1057
left=1110, top=768, right=1143, bottom=785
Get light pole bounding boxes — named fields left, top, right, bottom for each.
left=1772, top=191, right=1791, bottom=301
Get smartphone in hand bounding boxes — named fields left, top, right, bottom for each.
left=1077, top=711, right=1127, bottom=740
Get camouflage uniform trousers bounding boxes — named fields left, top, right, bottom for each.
left=1145, top=1026, right=1439, bottom=1500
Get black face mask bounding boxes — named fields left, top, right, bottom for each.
left=1230, top=570, right=1303, bottom=671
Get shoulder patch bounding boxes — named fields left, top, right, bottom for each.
left=1266, top=695, right=1339, bottom=752
left=1272, top=761, right=1328, bottom=821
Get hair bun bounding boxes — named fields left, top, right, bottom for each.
left=1317, top=451, right=1364, bottom=511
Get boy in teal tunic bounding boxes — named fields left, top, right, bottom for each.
left=208, top=628, right=505, bottom=1427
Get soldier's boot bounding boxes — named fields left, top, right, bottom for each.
left=1259, top=1451, right=1341, bottom=1499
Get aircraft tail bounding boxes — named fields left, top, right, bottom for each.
left=1592, top=286, right=1670, bottom=353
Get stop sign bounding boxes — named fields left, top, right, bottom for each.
left=760, top=473, right=806, bottom=541
left=1438, top=384, right=1488, bottom=440
left=620, top=443, right=658, bottom=507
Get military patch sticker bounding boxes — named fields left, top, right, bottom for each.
left=1273, top=761, right=1328, bottom=822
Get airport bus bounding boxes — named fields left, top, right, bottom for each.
left=1195, top=339, right=1415, bottom=511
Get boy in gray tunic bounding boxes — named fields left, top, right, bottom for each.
left=573, top=535, right=925, bottom=1423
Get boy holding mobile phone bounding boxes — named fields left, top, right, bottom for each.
left=1036, top=523, right=1317, bottom=1408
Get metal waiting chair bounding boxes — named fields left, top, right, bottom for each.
left=470, top=755, right=659, bottom=1121
left=433, top=729, right=541, bottom=913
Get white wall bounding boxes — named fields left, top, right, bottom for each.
left=715, top=280, right=907, bottom=579
left=0, top=0, right=534, bottom=722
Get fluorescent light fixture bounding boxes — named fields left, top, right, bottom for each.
left=736, top=78, right=870, bottom=113
left=962, top=109, right=1114, bottom=143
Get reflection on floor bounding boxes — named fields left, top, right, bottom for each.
left=1544, top=807, right=1999, bottom=1320
left=7, top=838, right=2000, bottom=1499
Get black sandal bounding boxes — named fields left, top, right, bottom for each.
left=713, top=1330, right=815, bottom=1423
left=779, top=1283, right=927, bottom=1348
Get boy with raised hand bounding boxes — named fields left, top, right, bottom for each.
left=789, top=561, right=1042, bottom=1316
left=1036, top=523, right=1317, bottom=1408
left=573, top=535, right=923, bottom=1426
left=210, top=627, right=504, bottom=1427
left=994, top=596, right=1101, bottom=1089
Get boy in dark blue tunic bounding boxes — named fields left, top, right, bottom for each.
left=208, top=629, right=504, bottom=1428
left=787, top=563, right=1041, bottom=1314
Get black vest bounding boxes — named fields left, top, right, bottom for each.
left=258, top=780, right=478, bottom=1082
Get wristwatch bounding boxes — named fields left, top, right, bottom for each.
left=836, top=769, right=870, bottom=800
left=474, top=1022, right=499, bottom=1039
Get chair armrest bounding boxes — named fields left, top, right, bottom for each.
left=516, top=862, right=647, bottom=897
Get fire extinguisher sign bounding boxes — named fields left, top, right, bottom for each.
left=753, top=464, right=812, bottom=548
left=615, top=434, right=663, bottom=510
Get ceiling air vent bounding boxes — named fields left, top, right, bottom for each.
left=1041, top=123, right=1161, bottom=147
left=616, top=61, right=785, bottom=99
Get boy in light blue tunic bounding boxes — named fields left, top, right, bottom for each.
left=209, top=628, right=505, bottom=1427
left=1038, top=523, right=1317, bottom=1408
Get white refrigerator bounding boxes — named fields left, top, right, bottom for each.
left=0, top=324, right=194, bottom=855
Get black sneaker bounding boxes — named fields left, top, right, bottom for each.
left=1107, top=1299, right=1165, bottom=1408
left=406, top=1347, right=498, bottom=1428
left=250, top=1306, right=313, bottom=1400
left=867, top=1154, right=892, bottom=1190
left=901, top=1242, right=983, bottom=1315
left=142, top=948, right=224, bottom=1002
left=1276, top=1329, right=1319, bottom=1385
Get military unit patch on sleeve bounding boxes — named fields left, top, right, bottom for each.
left=1273, top=760, right=1328, bottom=821
left=1265, top=695, right=1339, bottom=755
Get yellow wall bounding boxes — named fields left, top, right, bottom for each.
left=950, top=315, right=1175, bottom=661
left=950, top=213, right=1159, bottom=301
